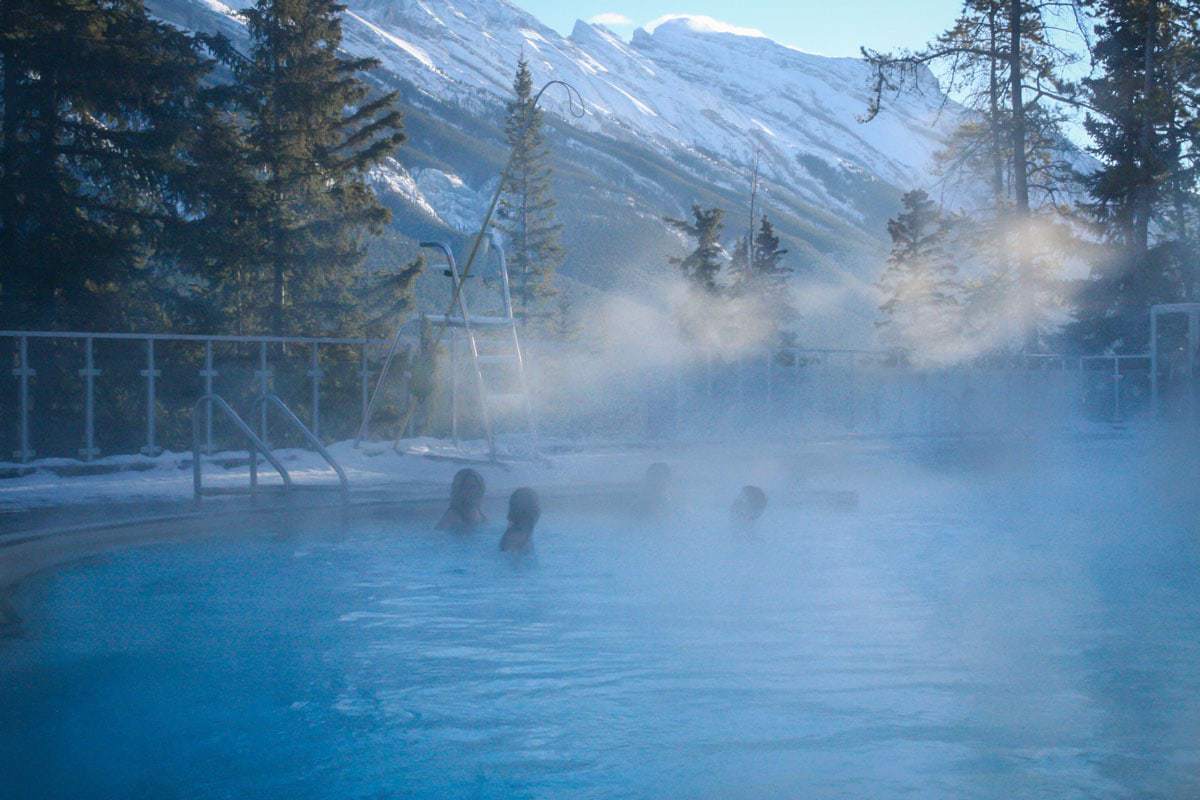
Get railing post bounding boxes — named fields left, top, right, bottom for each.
left=140, top=339, right=162, bottom=456
left=200, top=341, right=217, bottom=454
left=359, top=343, right=370, bottom=440
left=1149, top=309, right=1158, bottom=417
left=255, top=341, right=272, bottom=443
left=308, top=342, right=322, bottom=439
left=450, top=330, right=460, bottom=445
left=249, top=437, right=258, bottom=496
left=12, top=336, right=34, bottom=463
left=1111, top=357, right=1122, bottom=423
left=79, top=337, right=100, bottom=460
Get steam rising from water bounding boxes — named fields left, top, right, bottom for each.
left=872, top=214, right=1089, bottom=368
left=576, top=277, right=777, bottom=371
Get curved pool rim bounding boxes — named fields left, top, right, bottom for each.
left=0, top=483, right=631, bottom=601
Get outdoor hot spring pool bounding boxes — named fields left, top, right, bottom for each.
left=2, top=443, right=1199, bottom=799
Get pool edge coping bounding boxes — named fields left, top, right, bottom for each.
left=0, top=482, right=638, bottom=605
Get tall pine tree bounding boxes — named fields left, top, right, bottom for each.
left=231, top=0, right=406, bottom=335
left=497, top=58, right=563, bottom=321
left=166, top=67, right=269, bottom=334
left=1069, top=0, right=1200, bottom=352
left=0, top=0, right=210, bottom=329
left=864, top=0, right=1086, bottom=350
left=665, top=205, right=725, bottom=293
left=877, top=190, right=963, bottom=357
left=732, top=215, right=793, bottom=338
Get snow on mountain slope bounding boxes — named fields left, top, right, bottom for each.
left=189, top=0, right=956, bottom=222
left=346, top=2, right=958, bottom=217
left=147, top=0, right=964, bottom=343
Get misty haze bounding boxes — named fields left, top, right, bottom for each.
left=1, top=0, right=1198, bottom=798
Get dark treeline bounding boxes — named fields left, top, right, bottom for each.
left=0, top=0, right=431, bottom=457
left=0, top=0, right=567, bottom=456
left=0, top=0, right=420, bottom=338
left=864, top=0, right=1199, bottom=361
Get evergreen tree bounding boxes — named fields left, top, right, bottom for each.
left=877, top=190, right=963, bottom=356
left=665, top=205, right=725, bottom=293
left=1082, top=0, right=1197, bottom=255
left=231, top=0, right=406, bottom=335
left=1068, top=0, right=1200, bottom=352
left=168, top=81, right=269, bottom=334
left=733, top=215, right=793, bottom=338
left=497, top=58, right=564, bottom=321
left=863, top=0, right=1087, bottom=349
left=750, top=217, right=790, bottom=282
left=0, top=0, right=210, bottom=329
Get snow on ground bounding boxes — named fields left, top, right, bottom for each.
left=0, top=420, right=1139, bottom=514
left=0, top=438, right=649, bottom=512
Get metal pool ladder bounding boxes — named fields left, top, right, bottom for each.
left=353, top=236, right=541, bottom=463
left=419, top=237, right=540, bottom=461
left=192, top=393, right=349, bottom=504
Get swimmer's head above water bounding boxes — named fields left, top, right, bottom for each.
left=500, top=487, right=541, bottom=552
left=436, top=468, right=487, bottom=530
left=731, top=485, right=768, bottom=529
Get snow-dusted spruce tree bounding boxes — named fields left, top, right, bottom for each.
left=665, top=205, right=726, bottom=294
left=232, top=0, right=407, bottom=336
left=877, top=190, right=964, bottom=361
left=498, top=58, right=564, bottom=324
left=0, top=0, right=209, bottom=331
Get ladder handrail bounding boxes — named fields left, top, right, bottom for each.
left=252, top=393, right=349, bottom=499
left=192, top=393, right=292, bottom=502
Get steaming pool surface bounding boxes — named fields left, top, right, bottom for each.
left=3, top=445, right=1199, bottom=799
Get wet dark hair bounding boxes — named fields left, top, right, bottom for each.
left=740, top=485, right=767, bottom=512
left=450, top=468, right=485, bottom=509
left=733, top=485, right=768, bottom=522
left=508, top=487, right=541, bottom=528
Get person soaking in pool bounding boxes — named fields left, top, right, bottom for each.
left=731, top=485, right=768, bottom=531
left=436, top=468, right=487, bottom=530
left=499, top=487, right=541, bottom=553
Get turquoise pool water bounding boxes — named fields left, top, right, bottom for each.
left=3, top=449, right=1199, bottom=799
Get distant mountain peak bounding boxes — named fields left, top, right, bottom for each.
left=641, top=14, right=769, bottom=40
left=147, top=0, right=964, bottom=341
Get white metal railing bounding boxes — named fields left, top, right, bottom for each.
left=2, top=330, right=396, bottom=463
left=660, top=348, right=1152, bottom=436
left=4, top=328, right=1154, bottom=463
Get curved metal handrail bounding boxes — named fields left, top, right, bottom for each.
left=192, top=394, right=292, bottom=502
left=252, top=393, right=349, bottom=500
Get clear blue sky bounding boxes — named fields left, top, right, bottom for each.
left=519, top=0, right=966, bottom=57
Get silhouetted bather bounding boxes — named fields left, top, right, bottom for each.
left=731, top=485, right=768, bottom=530
left=636, top=462, right=673, bottom=520
left=499, top=487, right=540, bottom=553
left=436, top=468, right=487, bottom=530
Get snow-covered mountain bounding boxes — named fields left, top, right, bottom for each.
left=150, top=0, right=961, bottom=341
left=337, top=2, right=953, bottom=197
